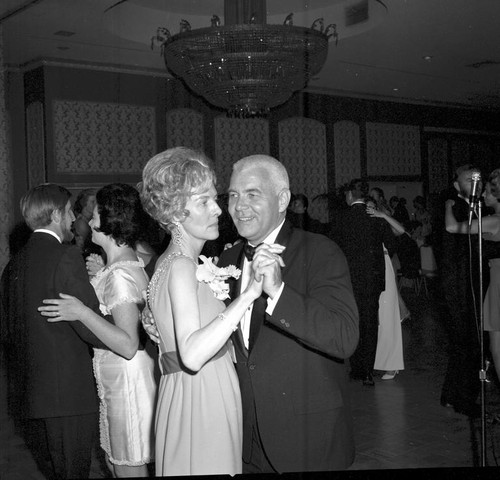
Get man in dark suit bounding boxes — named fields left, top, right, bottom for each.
left=437, top=165, right=482, bottom=417
left=218, top=155, right=359, bottom=474
left=1, top=183, right=106, bottom=479
left=329, top=179, right=396, bottom=386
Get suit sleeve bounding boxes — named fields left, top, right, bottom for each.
left=381, top=219, right=397, bottom=257
left=267, top=236, right=359, bottom=359
left=56, top=246, right=108, bottom=349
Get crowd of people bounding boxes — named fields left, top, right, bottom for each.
left=0, top=148, right=498, bottom=477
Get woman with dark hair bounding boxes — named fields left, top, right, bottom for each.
left=445, top=168, right=500, bottom=386
left=39, top=183, right=156, bottom=478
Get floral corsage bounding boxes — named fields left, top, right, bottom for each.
left=196, top=255, right=241, bottom=301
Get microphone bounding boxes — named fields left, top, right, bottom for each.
left=468, top=170, right=481, bottom=227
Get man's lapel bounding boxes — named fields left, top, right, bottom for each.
left=248, top=220, right=294, bottom=353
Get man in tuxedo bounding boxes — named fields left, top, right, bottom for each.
left=218, top=155, right=359, bottom=474
left=1, top=183, right=106, bottom=479
left=329, top=179, right=396, bottom=385
left=437, top=165, right=482, bottom=417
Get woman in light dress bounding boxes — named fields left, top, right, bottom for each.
left=366, top=196, right=407, bottom=380
left=139, top=147, right=280, bottom=476
left=39, top=183, right=156, bottom=477
left=445, top=168, right=500, bottom=386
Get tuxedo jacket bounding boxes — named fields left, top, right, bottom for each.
left=218, top=221, right=359, bottom=473
left=330, top=203, right=396, bottom=298
left=1, top=232, right=105, bottom=419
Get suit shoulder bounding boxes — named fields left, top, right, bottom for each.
left=292, top=227, right=343, bottom=254
left=218, top=242, right=243, bottom=266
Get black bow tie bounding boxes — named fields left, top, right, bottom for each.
left=244, top=243, right=259, bottom=261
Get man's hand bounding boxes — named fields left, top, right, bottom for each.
left=141, top=306, right=160, bottom=345
left=251, top=243, right=286, bottom=299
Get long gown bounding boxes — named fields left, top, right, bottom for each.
left=91, top=260, right=157, bottom=466
left=374, top=246, right=405, bottom=371
left=147, top=252, right=242, bottom=476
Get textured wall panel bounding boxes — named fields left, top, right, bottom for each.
left=214, top=117, right=269, bottom=191
left=428, top=137, right=449, bottom=193
left=166, top=108, right=204, bottom=151
left=53, top=100, right=156, bottom=173
left=334, top=120, right=361, bottom=186
left=278, top=117, right=327, bottom=207
left=366, top=122, right=421, bottom=176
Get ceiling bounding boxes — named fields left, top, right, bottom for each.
left=1, top=0, right=500, bottom=112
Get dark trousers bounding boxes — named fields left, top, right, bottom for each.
left=349, top=288, right=380, bottom=377
left=242, top=424, right=277, bottom=474
left=441, top=308, right=481, bottom=411
left=23, top=413, right=97, bottom=480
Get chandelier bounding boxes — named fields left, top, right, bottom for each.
left=161, top=2, right=333, bottom=117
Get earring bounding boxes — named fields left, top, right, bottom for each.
left=172, top=222, right=182, bottom=246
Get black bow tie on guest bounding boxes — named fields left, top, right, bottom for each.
left=243, top=242, right=261, bottom=261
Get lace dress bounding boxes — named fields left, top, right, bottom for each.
left=148, top=253, right=242, bottom=476
left=91, top=260, right=156, bottom=466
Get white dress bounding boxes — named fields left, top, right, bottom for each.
left=374, top=246, right=405, bottom=371
left=91, top=260, right=157, bottom=466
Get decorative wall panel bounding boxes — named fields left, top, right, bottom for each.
left=427, top=137, right=449, bottom=193
left=53, top=100, right=156, bottom=174
left=26, top=101, right=46, bottom=188
left=166, top=108, right=204, bottom=151
left=333, top=121, right=361, bottom=186
left=278, top=117, right=327, bottom=206
left=214, top=117, right=269, bottom=191
left=366, top=122, right=421, bottom=176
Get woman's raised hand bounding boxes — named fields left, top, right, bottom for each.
left=38, top=293, right=86, bottom=322
left=86, top=253, right=105, bottom=276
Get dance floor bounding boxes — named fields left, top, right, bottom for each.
left=1, top=281, right=499, bottom=479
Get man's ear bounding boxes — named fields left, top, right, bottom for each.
left=51, top=208, right=62, bottom=225
left=453, top=180, right=460, bottom=193
left=278, top=189, right=291, bottom=213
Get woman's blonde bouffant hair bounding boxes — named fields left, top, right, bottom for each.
left=139, top=147, right=216, bottom=231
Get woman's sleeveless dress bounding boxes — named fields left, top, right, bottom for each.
left=91, top=260, right=157, bottom=466
left=148, top=253, right=242, bottom=476
left=374, top=245, right=405, bottom=371
left=483, top=217, right=500, bottom=332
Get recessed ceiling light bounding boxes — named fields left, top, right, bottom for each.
left=54, top=30, right=75, bottom=37
left=423, top=55, right=433, bottom=61
left=393, top=88, right=399, bottom=91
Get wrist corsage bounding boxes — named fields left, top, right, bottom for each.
left=196, top=255, right=241, bottom=301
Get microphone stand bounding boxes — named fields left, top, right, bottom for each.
left=476, top=201, right=486, bottom=467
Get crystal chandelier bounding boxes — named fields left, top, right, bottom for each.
left=162, top=1, right=332, bottom=117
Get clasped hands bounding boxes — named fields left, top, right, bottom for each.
left=247, top=243, right=286, bottom=300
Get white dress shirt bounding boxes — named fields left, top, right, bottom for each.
left=34, top=229, right=62, bottom=243
left=239, top=219, right=286, bottom=348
